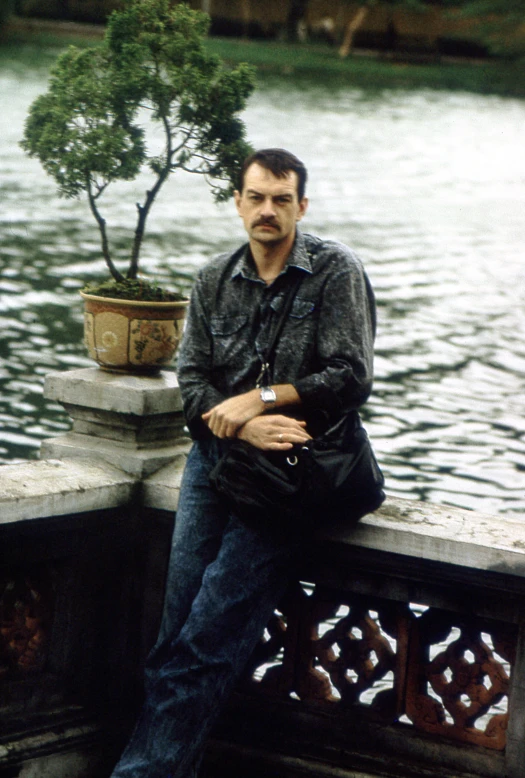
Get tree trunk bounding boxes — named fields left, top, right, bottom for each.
left=57, top=0, right=70, bottom=20
left=339, top=5, right=370, bottom=58
left=286, top=0, right=310, bottom=42
left=201, top=0, right=212, bottom=15
left=241, top=0, right=251, bottom=38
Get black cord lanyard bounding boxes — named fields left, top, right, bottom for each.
left=255, top=273, right=303, bottom=389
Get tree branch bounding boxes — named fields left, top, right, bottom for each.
left=128, top=112, right=174, bottom=279
left=87, top=179, right=125, bottom=283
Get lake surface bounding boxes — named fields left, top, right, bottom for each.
left=1, top=43, right=524, bottom=517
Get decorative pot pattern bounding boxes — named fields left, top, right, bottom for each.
left=81, top=292, right=189, bottom=373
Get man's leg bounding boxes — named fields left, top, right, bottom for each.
left=148, top=516, right=296, bottom=777
left=111, top=440, right=297, bottom=778
left=111, top=439, right=227, bottom=778
left=145, top=440, right=230, bottom=683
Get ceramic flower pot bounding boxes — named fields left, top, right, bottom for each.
left=80, top=292, right=189, bottom=373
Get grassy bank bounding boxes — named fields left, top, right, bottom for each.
left=2, top=17, right=524, bottom=98
left=206, top=37, right=525, bottom=98
left=0, top=16, right=104, bottom=49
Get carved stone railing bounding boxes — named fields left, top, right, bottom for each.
left=1, top=368, right=525, bottom=778
left=221, top=499, right=524, bottom=778
left=184, top=495, right=525, bottom=778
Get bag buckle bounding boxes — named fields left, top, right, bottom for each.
left=287, top=444, right=309, bottom=467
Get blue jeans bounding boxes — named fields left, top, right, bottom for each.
left=110, top=438, right=299, bottom=778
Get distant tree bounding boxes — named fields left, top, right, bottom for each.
left=338, top=0, right=429, bottom=57
left=56, top=0, right=71, bottom=19
left=240, top=0, right=251, bottom=37
left=0, top=0, right=15, bottom=28
left=444, top=0, right=525, bottom=57
left=286, top=0, right=311, bottom=41
left=449, top=0, right=525, bottom=18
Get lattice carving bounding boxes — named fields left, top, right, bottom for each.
left=243, top=584, right=411, bottom=719
left=296, top=590, right=410, bottom=719
left=405, top=608, right=516, bottom=750
left=242, top=583, right=517, bottom=752
left=0, top=569, right=53, bottom=677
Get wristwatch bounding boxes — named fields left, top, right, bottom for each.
left=260, top=386, right=277, bottom=406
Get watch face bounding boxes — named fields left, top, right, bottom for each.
left=261, top=387, right=276, bottom=403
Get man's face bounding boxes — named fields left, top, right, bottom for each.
left=234, top=163, right=308, bottom=248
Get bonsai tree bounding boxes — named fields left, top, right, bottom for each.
left=21, top=0, right=255, bottom=300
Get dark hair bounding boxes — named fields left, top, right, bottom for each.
left=238, top=148, right=308, bottom=201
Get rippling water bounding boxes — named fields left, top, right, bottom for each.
left=1, top=45, right=524, bottom=517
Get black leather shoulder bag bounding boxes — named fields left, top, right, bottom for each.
left=209, top=274, right=385, bottom=532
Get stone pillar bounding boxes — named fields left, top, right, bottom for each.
left=41, top=368, right=191, bottom=478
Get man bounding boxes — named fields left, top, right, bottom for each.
left=110, top=148, right=377, bottom=778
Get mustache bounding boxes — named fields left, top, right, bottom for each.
left=252, top=217, right=279, bottom=228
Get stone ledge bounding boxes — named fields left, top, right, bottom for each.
left=324, top=497, right=525, bottom=579
left=44, top=367, right=183, bottom=416
left=41, top=433, right=190, bottom=479
left=142, top=455, right=187, bottom=511
left=0, top=717, right=110, bottom=778
left=139, top=461, right=525, bottom=579
left=0, top=458, right=135, bottom=524
left=4, top=448, right=525, bottom=585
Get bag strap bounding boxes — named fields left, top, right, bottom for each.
left=256, top=272, right=303, bottom=388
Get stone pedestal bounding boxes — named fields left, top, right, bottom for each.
left=41, top=368, right=191, bottom=477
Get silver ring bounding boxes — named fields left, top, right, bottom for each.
left=279, top=433, right=283, bottom=442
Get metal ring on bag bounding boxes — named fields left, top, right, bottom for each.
left=286, top=455, right=299, bottom=466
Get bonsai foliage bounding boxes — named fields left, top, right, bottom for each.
left=21, top=0, right=255, bottom=294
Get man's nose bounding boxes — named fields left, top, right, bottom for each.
left=260, top=197, right=276, bottom=216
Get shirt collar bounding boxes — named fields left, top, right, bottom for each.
left=231, top=229, right=314, bottom=281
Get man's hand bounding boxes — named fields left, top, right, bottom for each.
left=237, top=415, right=312, bottom=451
left=202, top=384, right=304, bottom=439
left=202, top=389, right=263, bottom=439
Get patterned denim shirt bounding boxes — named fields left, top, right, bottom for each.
left=177, top=230, right=377, bottom=439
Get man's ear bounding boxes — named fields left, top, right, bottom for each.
left=234, top=190, right=242, bottom=214
left=297, top=197, right=309, bottom=222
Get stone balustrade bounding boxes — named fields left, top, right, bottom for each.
left=1, top=368, right=524, bottom=778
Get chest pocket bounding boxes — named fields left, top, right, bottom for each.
left=290, top=297, right=315, bottom=319
left=270, top=294, right=315, bottom=321
left=209, top=313, right=249, bottom=367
